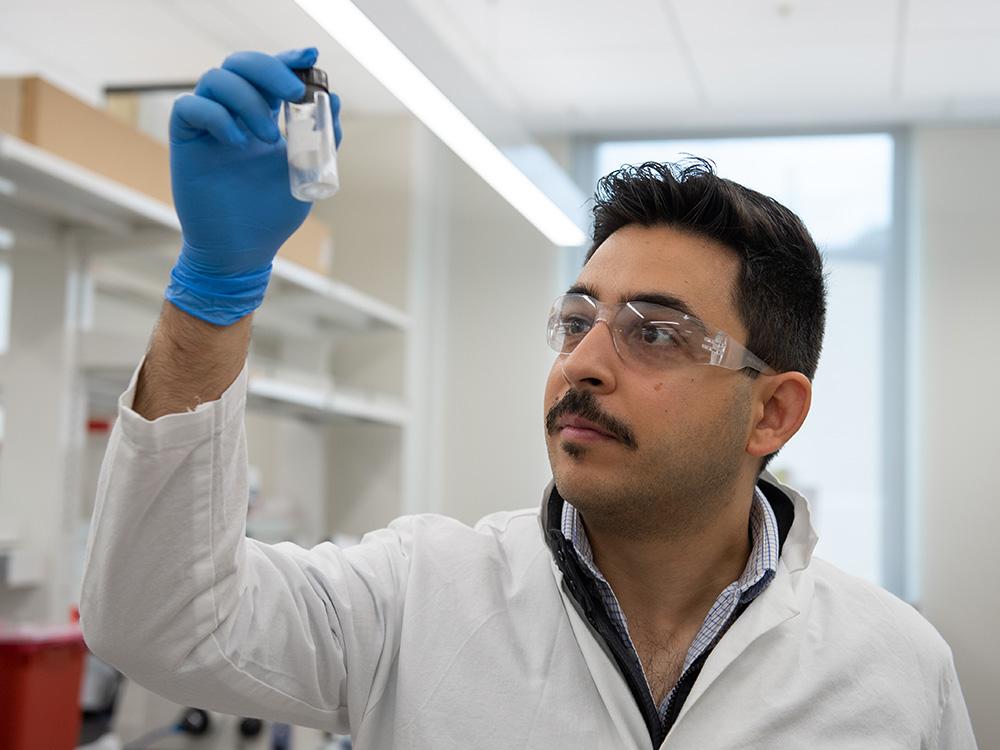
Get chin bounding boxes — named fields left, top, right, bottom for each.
left=552, top=457, right=617, bottom=499
left=547, top=436, right=616, bottom=491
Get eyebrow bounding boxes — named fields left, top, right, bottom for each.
left=566, top=282, right=704, bottom=324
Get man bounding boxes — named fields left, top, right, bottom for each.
left=79, top=49, right=977, bottom=749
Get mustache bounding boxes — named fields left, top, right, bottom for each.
left=546, top=389, right=637, bottom=450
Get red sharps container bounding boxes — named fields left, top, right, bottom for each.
left=0, top=623, right=87, bottom=750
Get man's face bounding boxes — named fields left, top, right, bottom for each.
left=543, top=224, right=757, bottom=538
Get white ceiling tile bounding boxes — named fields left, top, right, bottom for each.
left=437, top=0, right=675, bottom=54
left=902, top=37, right=1000, bottom=98
left=405, top=0, right=532, bottom=111
left=691, top=41, right=895, bottom=103
left=498, top=48, right=701, bottom=119
left=411, top=0, right=700, bottom=119
left=409, top=0, right=500, bottom=57
left=671, top=0, right=899, bottom=46
left=907, top=0, right=1000, bottom=39
left=2, top=0, right=1000, bottom=139
left=656, top=1, right=900, bottom=106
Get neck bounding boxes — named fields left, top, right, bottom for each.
left=581, top=485, right=755, bottom=632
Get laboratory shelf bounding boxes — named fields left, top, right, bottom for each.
left=269, top=258, right=410, bottom=332
left=0, top=134, right=178, bottom=234
left=88, top=253, right=408, bottom=337
left=248, top=375, right=409, bottom=426
left=0, top=133, right=410, bottom=334
left=0, top=122, right=415, bottom=628
left=77, top=331, right=407, bottom=428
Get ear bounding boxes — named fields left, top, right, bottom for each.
left=746, top=372, right=812, bottom=460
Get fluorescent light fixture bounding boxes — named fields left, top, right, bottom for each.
left=292, top=0, right=587, bottom=247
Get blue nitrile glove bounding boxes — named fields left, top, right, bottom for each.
left=165, top=48, right=343, bottom=326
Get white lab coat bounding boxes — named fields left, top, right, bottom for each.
left=80, top=361, right=978, bottom=749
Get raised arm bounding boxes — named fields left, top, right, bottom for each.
left=78, top=49, right=407, bottom=734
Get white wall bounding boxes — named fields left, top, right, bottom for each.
left=910, top=125, right=1000, bottom=749
left=425, top=134, right=564, bottom=525
left=314, top=115, right=564, bottom=532
left=314, top=115, right=413, bottom=536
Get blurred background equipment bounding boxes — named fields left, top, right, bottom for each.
left=77, top=652, right=125, bottom=747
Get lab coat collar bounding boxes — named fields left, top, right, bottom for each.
left=537, top=469, right=818, bottom=573
left=755, top=469, right=819, bottom=572
left=537, top=470, right=820, bottom=747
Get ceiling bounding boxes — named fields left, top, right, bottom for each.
left=1, top=0, right=998, bottom=136
left=412, top=0, right=1000, bottom=132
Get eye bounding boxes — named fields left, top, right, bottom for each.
left=639, top=323, right=681, bottom=347
left=558, top=315, right=593, bottom=337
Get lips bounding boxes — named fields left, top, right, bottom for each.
left=546, top=389, right=637, bottom=450
left=558, top=415, right=617, bottom=440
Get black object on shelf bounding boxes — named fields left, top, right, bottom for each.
left=178, top=707, right=212, bottom=736
left=239, top=717, right=265, bottom=738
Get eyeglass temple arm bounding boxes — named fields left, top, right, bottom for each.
left=702, top=332, right=776, bottom=375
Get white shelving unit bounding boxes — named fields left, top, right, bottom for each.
left=0, top=135, right=179, bottom=233
left=77, top=330, right=409, bottom=427
left=88, top=250, right=409, bottom=341
left=0, top=130, right=409, bottom=409
left=248, top=375, right=408, bottom=426
left=0, top=131, right=412, bottom=624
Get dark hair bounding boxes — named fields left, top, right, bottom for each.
left=588, top=158, right=827, bottom=472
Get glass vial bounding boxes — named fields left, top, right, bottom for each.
left=284, top=66, right=339, bottom=201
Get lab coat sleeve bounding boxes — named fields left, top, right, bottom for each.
left=79, top=358, right=411, bottom=734
left=934, top=650, right=978, bottom=749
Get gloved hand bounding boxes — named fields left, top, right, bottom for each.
left=165, top=47, right=343, bottom=326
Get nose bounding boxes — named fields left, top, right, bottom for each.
left=558, top=318, right=620, bottom=394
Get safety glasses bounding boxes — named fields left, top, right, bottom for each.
left=547, top=294, right=776, bottom=375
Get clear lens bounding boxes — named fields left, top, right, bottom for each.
left=547, top=295, right=709, bottom=370
left=547, top=294, right=775, bottom=374
left=548, top=294, right=598, bottom=352
left=615, top=302, right=702, bottom=368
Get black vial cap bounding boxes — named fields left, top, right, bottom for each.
left=293, top=66, right=329, bottom=102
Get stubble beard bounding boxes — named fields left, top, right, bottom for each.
left=549, top=391, right=752, bottom=543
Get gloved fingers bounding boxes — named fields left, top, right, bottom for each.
left=170, top=94, right=247, bottom=147
left=274, top=47, right=319, bottom=70
left=224, top=48, right=342, bottom=146
left=330, top=91, right=343, bottom=148
left=195, top=67, right=280, bottom=143
left=222, top=50, right=311, bottom=111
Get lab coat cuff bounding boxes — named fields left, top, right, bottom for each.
left=114, top=356, right=249, bottom=451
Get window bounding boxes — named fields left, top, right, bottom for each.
left=588, top=134, right=906, bottom=594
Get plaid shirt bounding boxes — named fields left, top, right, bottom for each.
left=561, top=488, right=779, bottom=721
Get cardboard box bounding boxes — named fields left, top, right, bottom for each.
left=0, top=76, right=334, bottom=275
left=0, top=79, right=21, bottom=138
left=281, top=213, right=334, bottom=276
left=104, top=91, right=142, bottom=130
left=0, top=76, right=172, bottom=205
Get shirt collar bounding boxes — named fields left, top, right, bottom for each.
left=560, top=487, right=780, bottom=600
